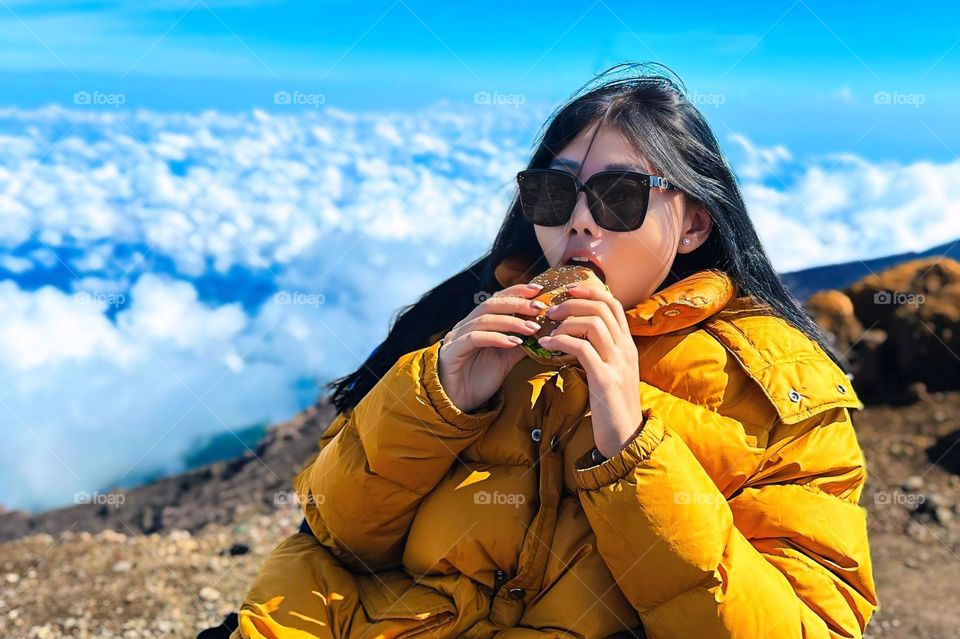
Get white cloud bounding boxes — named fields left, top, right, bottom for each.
left=738, top=147, right=960, bottom=271
left=117, top=274, right=247, bottom=350
left=727, top=132, right=792, bottom=181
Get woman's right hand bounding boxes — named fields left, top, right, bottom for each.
left=437, top=283, right=548, bottom=413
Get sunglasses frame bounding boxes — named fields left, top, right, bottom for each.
left=516, top=167, right=682, bottom=232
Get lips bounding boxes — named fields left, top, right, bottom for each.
left=563, top=259, right=606, bottom=283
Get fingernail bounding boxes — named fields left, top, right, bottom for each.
left=532, top=300, right=548, bottom=310
left=508, top=335, right=523, bottom=344
left=564, top=282, right=579, bottom=290
left=524, top=320, right=541, bottom=330
left=527, top=283, right=543, bottom=290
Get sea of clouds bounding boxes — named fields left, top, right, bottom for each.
left=1, top=103, right=958, bottom=512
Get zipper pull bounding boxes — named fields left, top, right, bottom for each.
left=493, top=568, right=506, bottom=596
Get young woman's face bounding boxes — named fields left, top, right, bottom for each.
left=533, top=120, right=711, bottom=310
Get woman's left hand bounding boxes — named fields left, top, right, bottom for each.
left=536, top=282, right=646, bottom=458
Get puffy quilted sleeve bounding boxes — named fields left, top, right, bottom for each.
left=295, top=339, right=505, bottom=572
left=573, top=385, right=878, bottom=638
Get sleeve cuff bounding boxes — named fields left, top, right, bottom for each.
left=574, top=408, right=665, bottom=490
left=420, top=339, right=506, bottom=431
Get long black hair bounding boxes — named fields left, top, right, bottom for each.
left=325, top=61, right=847, bottom=414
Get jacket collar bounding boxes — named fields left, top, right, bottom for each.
left=625, top=268, right=737, bottom=337
left=494, top=256, right=737, bottom=337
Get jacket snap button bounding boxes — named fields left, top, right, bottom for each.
left=837, top=384, right=846, bottom=393
left=507, top=587, right=526, bottom=600
left=788, top=390, right=801, bottom=402
left=549, top=434, right=560, bottom=451
left=531, top=428, right=542, bottom=442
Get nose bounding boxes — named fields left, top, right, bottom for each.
left=567, top=190, right=599, bottom=236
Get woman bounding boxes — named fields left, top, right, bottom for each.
left=220, top=63, right=878, bottom=638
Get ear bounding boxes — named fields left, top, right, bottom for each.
left=678, top=203, right=712, bottom=253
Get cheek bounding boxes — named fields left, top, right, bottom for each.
left=604, top=215, right=678, bottom=305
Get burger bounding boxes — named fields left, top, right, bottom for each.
left=510, top=265, right=610, bottom=367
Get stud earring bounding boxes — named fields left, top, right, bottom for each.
left=681, top=237, right=692, bottom=246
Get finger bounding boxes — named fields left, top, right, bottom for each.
left=546, top=314, right=616, bottom=362
left=492, top=282, right=545, bottom=299
left=546, top=297, right=622, bottom=347
left=535, top=333, right=603, bottom=373
left=444, top=330, right=524, bottom=358
left=565, top=283, right=630, bottom=336
left=449, top=314, right=542, bottom=343
left=456, top=293, right=548, bottom=331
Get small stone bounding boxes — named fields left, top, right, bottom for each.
left=175, top=537, right=199, bottom=552
left=199, top=586, right=221, bottom=602
left=111, top=560, right=132, bottom=573
left=4, top=572, right=19, bottom=584
left=927, top=493, right=948, bottom=509
left=97, top=529, right=127, bottom=544
left=935, top=506, right=954, bottom=525
left=29, top=625, right=54, bottom=639
left=902, top=475, right=924, bottom=491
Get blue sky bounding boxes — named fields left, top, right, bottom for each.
left=1, top=0, right=958, bottom=161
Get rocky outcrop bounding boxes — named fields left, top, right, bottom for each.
left=806, top=257, right=960, bottom=403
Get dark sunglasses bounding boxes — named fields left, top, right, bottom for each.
left=516, top=167, right=682, bottom=232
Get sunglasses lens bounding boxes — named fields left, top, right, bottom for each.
left=587, top=173, right=649, bottom=232
left=517, top=171, right=577, bottom=226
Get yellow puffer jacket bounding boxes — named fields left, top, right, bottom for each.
left=231, top=268, right=878, bottom=639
